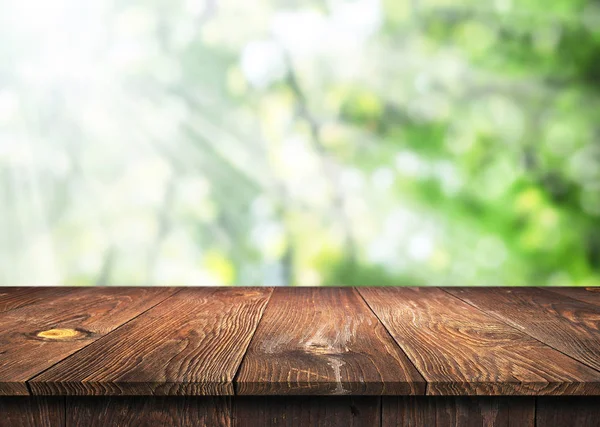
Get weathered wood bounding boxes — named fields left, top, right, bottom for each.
left=6, top=396, right=599, bottom=427
left=233, top=397, right=380, bottom=427
left=544, top=287, right=600, bottom=308
left=0, top=288, right=72, bottom=314
left=447, top=287, right=600, bottom=373
left=31, top=288, right=272, bottom=396
left=382, top=397, right=534, bottom=427
left=0, top=287, right=178, bottom=395
left=0, top=397, right=64, bottom=427
left=236, top=287, right=424, bottom=395
left=66, top=397, right=231, bottom=427
left=1, top=286, right=600, bottom=400
left=359, top=287, right=600, bottom=395
left=536, top=397, right=600, bottom=427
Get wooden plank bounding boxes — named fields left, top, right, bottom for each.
left=66, top=397, right=231, bottom=427
left=0, top=288, right=70, bottom=314
left=544, top=287, right=600, bottom=308
left=536, top=397, right=600, bottom=427
left=382, top=397, right=534, bottom=427
left=447, top=287, right=600, bottom=373
left=236, top=287, right=424, bottom=395
left=359, top=287, right=600, bottom=395
left=4, top=396, right=599, bottom=427
left=0, top=287, right=178, bottom=396
left=30, top=288, right=272, bottom=396
left=0, top=397, right=65, bottom=427
left=233, top=397, right=380, bottom=427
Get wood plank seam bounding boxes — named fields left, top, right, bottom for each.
left=29, top=288, right=274, bottom=396
left=25, top=288, right=185, bottom=393
left=357, top=288, right=434, bottom=396
left=359, top=287, right=600, bottom=396
left=4, top=287, right=600, bottom=398
left=441, top=288, right=600, bottom=378
left=535, top=287, right=600, bottom=310
left=231, top=288, right=275, bottom=396
left=0, top=287, right=183, bottom=396
left=439, top=287, right=591, bottom=372
left=235, top=287, right=425, bottom=395
left=354, top=287, right=428, bottom=390
left=538, top=287, right=600, bottom=308
left=444, top=287, right=600, bottom=376
left=230, top=290, right=269, bottom=394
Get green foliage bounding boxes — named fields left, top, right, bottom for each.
left=1, top=0, right=599, bottom=287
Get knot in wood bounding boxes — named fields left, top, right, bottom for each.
left=36, top=328, right=85, bottom=341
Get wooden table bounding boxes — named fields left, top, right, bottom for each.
left=1, top=287, right=599, bottom=426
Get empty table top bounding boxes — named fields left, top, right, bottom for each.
left=1, top=286, right=599, bottom=396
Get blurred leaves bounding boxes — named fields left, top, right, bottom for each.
left=0, top=0, right=598, bottom=287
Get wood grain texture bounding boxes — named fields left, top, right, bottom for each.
left=447, top=287, right=600, bottom=373
left=382, top=397, right=534, bottom=427
left=31, top=288, right=272, bottom=396
left=536, top=397, right=600, bottom=427
left=0, top=397, right=64, bottom=427
left=544, top=287, right=600, bottom=308
left=66, top=397, right=231, bottom=427
left=0, top=287, right=178, bottom=395
left=233, top=397, right=380, bottom=427
left=0, top=288, right=73, bottom=314
left=359, top=287, right=600, bottom=395
left=236, top=287, right=424, bottom=395
left=4, top=396, right=597, bottom=427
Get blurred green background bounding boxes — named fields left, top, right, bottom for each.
left=1, top=0, right=599, bottom=287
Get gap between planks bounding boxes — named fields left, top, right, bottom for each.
left=29, top=287, right=274, bottom=396
left=356, top=288, right=433, bottom=396
left=16, top=286, right=600, bottom=397
left=24, top=288, right=185, bottom=394
left=231, top=288, right=276, bottom=394
left=442, top=287, right=600, bottom=378
left=358, top=287, right=600, bottom=396
left=234, top=287, right=426, bottom=395
left=354, top=287, right=428, bottom=393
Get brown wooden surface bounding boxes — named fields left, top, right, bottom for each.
left=236, top=287, right=424, bottom=395
left=381, top=397, right=535, bottom=427
left=0, top=397, right=64, bottom=427
left=536, top=397, right=600, bottom=427
left=31, top=288, right=272, bottom=396
left=0, top=288, right=73, bottom=314
left=7, top=396, right=600, bottom=426
left=0, top=287, right=178, bottom=395
left=359, top=287, right=600, bottom=395
left=544, top=287, right=600, bottom=308
left=67, top=397, right=231, bottom=427
left=0, top=287, right=599, bottom=397
left=233, top=396, right=380, bottom=427
left=446, top=287, right=600, bottom=373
